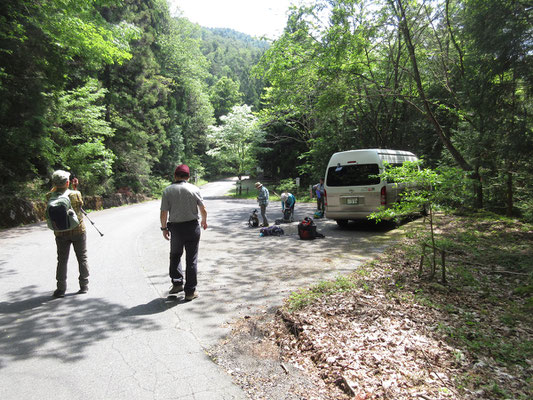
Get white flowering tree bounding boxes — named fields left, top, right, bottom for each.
left=207, top=104, right=265, bottom=176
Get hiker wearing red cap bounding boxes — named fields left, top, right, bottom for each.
left=160, top=164, right=208, bottom=301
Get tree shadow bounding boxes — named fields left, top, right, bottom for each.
left=0, top=261, right=18, bottom=278
left=334, top=218, right=399, bottom=232
left=0, top=222, right=50, bottom=239
left=0, top=286, right=160, bottom=369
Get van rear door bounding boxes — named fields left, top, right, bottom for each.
left=325, top=163, right=381, bottom=216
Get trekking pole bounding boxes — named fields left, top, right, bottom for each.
left=81, top=208, right=104, bottom=237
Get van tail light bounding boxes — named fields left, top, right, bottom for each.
left=381, top=186, right=387, bottom=205
left=324, top=189, right=327, bottom=206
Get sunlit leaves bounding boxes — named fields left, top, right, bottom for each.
left=28, top=0, right=138, bottom=66
left=207, top=104, right=264, bottom=175
left=60, top=139, right=115, bottom=195
left=47, top=78, right=114, bottom=141
left=45, top=78, right=116, bottom=194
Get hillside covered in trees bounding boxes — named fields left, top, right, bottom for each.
left=0, top=0, right=267, bottom=197
left=1, top=0, right=532, bottom=221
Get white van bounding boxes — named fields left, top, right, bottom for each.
left=324, top=149, right=418, bottom=226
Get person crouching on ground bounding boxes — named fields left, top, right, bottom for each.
left=255, top=182, right=269, bottom=227
left=160, top=164, right=207, bottom=301
left=280, top=192, right=295, bottom=222
left=47, top=170, right=89, bottom=298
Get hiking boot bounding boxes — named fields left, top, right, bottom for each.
left=169, top=283, right=184, bottom=294
left=184, top=291, right=198, bottom=301
left=78, top=286, right=88, bottom=294
left=53, top=289, right=65, bottom=298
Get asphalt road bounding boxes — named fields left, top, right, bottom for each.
left=0, top=178, right=402, bottom=399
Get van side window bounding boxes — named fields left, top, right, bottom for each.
left=326, top=164, right=380, bottom=187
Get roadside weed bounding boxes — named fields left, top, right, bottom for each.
left=285, top=275, right=357, bottom=311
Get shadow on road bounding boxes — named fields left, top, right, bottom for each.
left=124, top=297, right=186, bottom=316
left=0, top=286, right=160, bottom=369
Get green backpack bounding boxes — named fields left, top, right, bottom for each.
left=46, top=189, right=80, bottom=232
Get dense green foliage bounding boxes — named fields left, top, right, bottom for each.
left=1, top=0, right=531, bottom=220
left=0, top=0, right=137, bottom=194
left=255, top=0, right=532, bottom=219
left=200, top=28, right=267, bottom=114
left=0, top=0, right=267, bottom=196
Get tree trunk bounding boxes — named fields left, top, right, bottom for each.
left=103, top=65, right=111, bottom=122
left=392, top=0, right=474, bottom=174
left=473, top=165, right=483, bottom=209
left=506, top=71, right=517, bottom=217
left=506, top=167, right=513, bottom=217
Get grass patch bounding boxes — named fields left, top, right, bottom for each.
left=285, top=275, right=358, bottom=312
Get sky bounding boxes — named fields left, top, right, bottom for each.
left=167, top=0, right=297, bottom=39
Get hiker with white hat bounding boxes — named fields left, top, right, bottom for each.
left=255, top=182, right=269, bottom=227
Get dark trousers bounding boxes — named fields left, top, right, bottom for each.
left=168, top=220, right=200, bottom=294
left=317, top=196, right=325, bottom=212
left=55, top=233, right=89, bottom=291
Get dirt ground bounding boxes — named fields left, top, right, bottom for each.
left=210, top=214, right=533, bottom=400
left=210, top=314, right=329, bottom=400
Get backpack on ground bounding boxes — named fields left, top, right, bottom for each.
left=46, top=189, right=80, bottom=232
left=260, top=225, right=284, bottom=236
left=283, top=208, right=293, bottom=222
left=313, top=210, right=324, bottom=219
left=248, top=209, right=259, bottom=227
left=276, top=208, right=294, bottom=225
left=298, top=217, right=325, bottom=240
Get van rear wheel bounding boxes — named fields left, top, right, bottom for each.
left=335, top=219, right=349, bottom=228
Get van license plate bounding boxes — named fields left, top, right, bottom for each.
left=346, top=198, right=359, bottom=205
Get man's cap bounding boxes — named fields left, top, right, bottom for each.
left=51, top=170, right=70, bottom=186
left=281, top=193, right=288, bottom=202
left=174, top=164, right=190, bottom=176
left=255, top=182, right=262, bottom=188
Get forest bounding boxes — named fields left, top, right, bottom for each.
left=1, top=0, right=532, bottom=221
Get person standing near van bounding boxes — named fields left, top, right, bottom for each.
left=160, top=164, right=207, bottom=301
left=255, top=182, right=269, bottom=227
left=313, top=178, right=325, bottom=214
left=46, top=170, right=89, bottom=298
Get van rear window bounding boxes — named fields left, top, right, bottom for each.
left=326, top=164, right=380, bottom=187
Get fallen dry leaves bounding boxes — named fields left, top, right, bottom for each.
left=213, top=215, right=533, bottom=399
left=274, top=290, right=466, bottom=399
